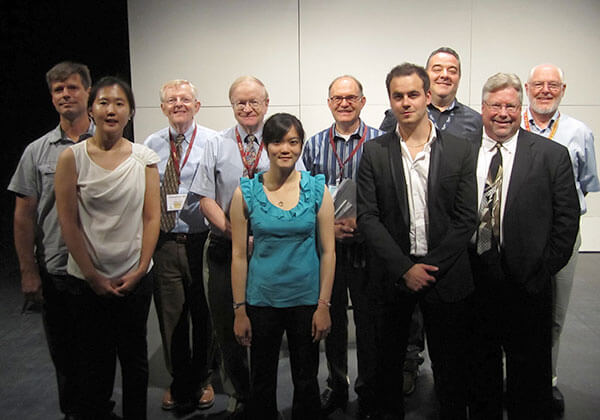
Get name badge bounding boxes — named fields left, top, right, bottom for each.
left=328, top=184, right=338, bottom=199
left=166, top=194, right=187, bottom=212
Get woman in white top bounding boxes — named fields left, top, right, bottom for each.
left=55, top=76, right=160, bottom=420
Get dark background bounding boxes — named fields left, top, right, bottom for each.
left=1, top=1, right=131, bottom=274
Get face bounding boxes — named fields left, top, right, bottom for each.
left=50, top=73, right=90, bottom=121
left=160, top=84, right=200, bottom=130
left=525, top=65, right=565, bottom=116
left=327, top=77, right=365, bottom=126
left=388, top=74, right=431, bottom=128
left=482, top=87, right=522, bottom=142
left=230, top=81, right=269, bottom=133
left=426, top=52, right=460, bottom=102
left=89, top=84, right=131, bottom=137
left=267, top=125, right=302, bottom=169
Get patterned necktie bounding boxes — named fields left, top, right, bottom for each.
left=477, top=142, right=503, bottom=255
left=243, top=134, right=257, bottom=178
left=160, top=134, right=185, bottom=232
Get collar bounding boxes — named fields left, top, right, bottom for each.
left=397, top=120, right=437, bottom=147
left=332, top=119, right=364, bottom=140
left=54, top=119, right=95, bottom=144
left=482, top=131, right=518, bottom=154
left=526, top=106, right=560, bottom=130
left=429, top=99, right=457, bottom=113
left=169, top=122, right=195, bottom=144
left=236, top=124, right=263, bottom=143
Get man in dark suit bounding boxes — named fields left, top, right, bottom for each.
left=357, top=63, right=477, bottom=419
left=469, top=73, right=579, bottom=420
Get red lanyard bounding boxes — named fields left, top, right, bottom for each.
left=328, top=123, right=367, bottom=182
left=523, top=109, right=560, bottom=140
left=235, top=127, right=264, bottom=178
left=168, top=124, right=197, bottom=183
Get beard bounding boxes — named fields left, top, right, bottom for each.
left=530, top=96, right=561, bottom=116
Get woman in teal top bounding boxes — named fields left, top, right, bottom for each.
left=231, top=113, right=335, bottom=419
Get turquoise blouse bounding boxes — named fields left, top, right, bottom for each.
left=240, top=171, right=325, bottom=307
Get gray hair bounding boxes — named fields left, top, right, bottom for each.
left=528, top=64, right=565, bottom=84
left=328, top=75, right=364, bottom=97
left=228, top=75, right=269, bottom=102
left=482, top=72, right=523, bottom=104
left=159, top=79, right=198, bottom=102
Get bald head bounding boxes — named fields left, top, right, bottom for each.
left=525, top=64, right=566, bottom=117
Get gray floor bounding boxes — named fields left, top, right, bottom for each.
left=2, top=254, right=600, bottom=419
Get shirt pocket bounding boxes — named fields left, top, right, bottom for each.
left=39, top=163, right=57, bottom=193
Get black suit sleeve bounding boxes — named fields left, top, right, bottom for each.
left=424, top=141, right=478, bottom=278
left=545, top=146, right=580, bottom=275
left=357, top=142, right=414, bottom=286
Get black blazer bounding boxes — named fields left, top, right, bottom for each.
left=492, top=129, right=580, bottom=294
left=357, top=128, right=477, bottom=303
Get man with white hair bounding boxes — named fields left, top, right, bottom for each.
left=523, top=64, right=600, bottom=415
left=144, top=79, right=217, bottom=412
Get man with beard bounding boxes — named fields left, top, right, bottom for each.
left=522, top=64, right=599, bottom=416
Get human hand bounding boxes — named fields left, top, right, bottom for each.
left=234, top=312, right=252, bottom=347
left=21, top=270, right=43, bottom=304
left=89, top=274, right=122, bottom=297
left=334, top=218, right=356, bottom=240
left=402, top=263, right=438, bottom=292
left=312, top=305, right=331, bottom=342
left=114, top=269, right=144, bottom=295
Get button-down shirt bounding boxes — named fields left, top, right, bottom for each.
left=190, top=124, right=269, bottom=236
left=522, top=108, right=600, bottom=214
left=381, top=101, right=483, bottom=146
left=398, top=121, right=436, bottom=257
left=144, top=122, right=216, bottom=233
left=476, top=132, right=518, bottom=244
left=302, top=120, right=383, bottom=187
left=8, top=122, right=95, bottom=275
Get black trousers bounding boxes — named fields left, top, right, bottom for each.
left=375, top=292, right=471, bottom=420
left=469, top=254, right=553, bottom=420
left=325, top=242, right=377, bottom=408
left=40, top=271, right=82, bottom=416
left=246, top=305, right=320, bottom=420
left=69, top=273, right=153, bottom=420
left=153, top=231, right=216, bottom=402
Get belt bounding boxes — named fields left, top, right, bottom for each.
left=160, top=231, right=201, bottom=244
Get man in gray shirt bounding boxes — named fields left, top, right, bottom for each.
left=8, top=61, right=94, bottom=419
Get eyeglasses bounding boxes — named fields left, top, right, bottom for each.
left=232, top=99, right=264, bottom=110
left=164, top=97, right=195, bottom=105
left=531, top=81, right=563, bottom=92
left=329, top=95, right=362, bottom=105
left=484, top=102, right=521, bottom=113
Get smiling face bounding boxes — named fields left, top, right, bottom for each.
left=482, top=87, right=522, bottom=142
left=426, top=52, right=460, bottom=105
left=230, top=80, right=269, bottom=134
left=90, top=84, right=131, bottom=138
left=327, top=77, right=365, bottom=129
left=160, top=83, right=200, bottom=132
left=525, top=65, right=566, bottom=116
left=389, top=73, right=431, bottom=129
left=267, top=125, right=302, bottom=170
left=50, top=73, right=90, bottom=121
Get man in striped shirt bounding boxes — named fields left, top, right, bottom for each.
left=302, top=75, right=383, bottom=419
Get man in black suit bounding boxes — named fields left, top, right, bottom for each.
left=469, top=73, right=579, bottom=420
left=357, top=63, right=477, bottom=419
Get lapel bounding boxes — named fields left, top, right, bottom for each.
left=387, top=132, right=410, bottom=228
left=427, top=128, right=442, bottom=202
left=504, top=129, right=534, bottom=215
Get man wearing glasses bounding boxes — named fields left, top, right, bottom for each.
left=469, top=73, right=579, bottom=419
left=522, top=64, right=599, bottom=416
left=302, top=75, right=383, bottom=419
left=144, top=80, right=217, bottom=412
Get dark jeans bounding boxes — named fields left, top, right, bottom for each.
left=247, top=305, right=320, bottom=420
left=375, top=294, right=471, bottom=420
left=206, top=235, right=250, bottom=404
left=469, top=254, right=552, bottom=420
left=153, top=231, right=216, bottom=402
left=68, top=273, right=153, bottom=419
left=325, top=242, right=377, bottom=408
left=40, top=271, right=83, bottom=415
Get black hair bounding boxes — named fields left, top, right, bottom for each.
left=88, top=76, right=136, bottom=117
left=385, top=63, right=430, bottom=96
left=262, top=113, right=305, bottom=146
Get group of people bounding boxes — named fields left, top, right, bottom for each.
left=9, top=45, right=598, bottom=420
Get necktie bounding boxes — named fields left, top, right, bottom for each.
left=243, top=134, right=257, bottom=178
left=160, top=134, right=185, bottom=232
left=477, top=142, right=503, bottom=255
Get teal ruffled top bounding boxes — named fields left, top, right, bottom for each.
left=240, top=171, right=325, bottom=307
